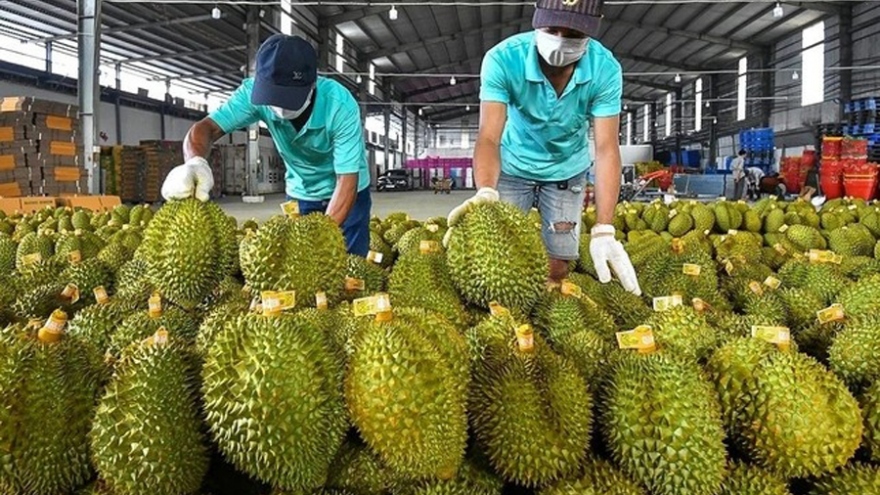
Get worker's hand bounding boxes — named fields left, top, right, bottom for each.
left=446, top=187, right=499, bottom=227
left=590, top=224, right=642, bottom=296
left=161, top=157, right=214, bottom=202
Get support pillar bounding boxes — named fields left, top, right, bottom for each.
left=839, top=6, right=853, bottom=108
left=383, top=85, right=391, bottom=172
left=674, top=87, right=683, bottom=158
left=401, top=103, right=408, bottom=167
left=45, top=41, right=53, bottom=73
left=114, top=63, right=122, bottom=145
left=244, top=6, right=262, bottom=199
left=77, top=0, right=101, bottom=194
left=760, top=50, right=773, bottom=128
left=707, top=75, right=719, bottom=170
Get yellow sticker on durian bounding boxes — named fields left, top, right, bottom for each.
left=763, top=276, right=781, bottom=290
left=345, top=277, right=366, bottom=292
left=366, top=250, right=384, bottom=264
left=315, top=292, right=328, bottom=310
left=751, top=325, right=791, bottom=346
left=560, top=280, right=583, bottom=298
left=94, top=286, right=109, bottom=305
left=682, top=264, right=702, bottom=276
left=488, top=302, right=509, bottom=317
left=653, top=295, right=683, bottom=312
left=817, top=304, right=845, bottom=324
left=61, top=283, right=80, bottom=304
left=67, top=250, right=81, bottom=265
left=280, top=201, right=300, bottom=218
left=353, top=293, right=391, bottom=317
left=616, top=325, right=656, bottom=353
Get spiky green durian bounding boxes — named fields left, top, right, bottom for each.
left=325, top=441, right=396, bottom=495
left=343, top=254, right=387, bottom=301
left=861, top=380, right=880, bottom=463
left=778, top=259, right=850, bottom=304
left=446, top=202, right=548, bottom=312
left=393, top=458, right=504, bottom=495
left=383, top=219, right=421, bottom=246
left=706, top=338, right=862, bottom=478
left=240, top=213, right=347, bottom=308
left=139, top=198, right=237, bottom=309
left=568, top=273, right=653, bottom=330
left=13, top=283, right=71, bottom=320
left=369, top=231, right=395, bottom=269
left=600, top=350, right=727, bottom=495
left=828, top=317, right=880, bottom=391
left=347, top=308, right=469, bottom=480
left=395, top=224, right=446, bottom=256
left=387, top=250, right=468, bottom=330
left=808, top=464, right=880, bottom=494
left=778, top=287, right=825, bottom=331
left=90, top=334, right=208, bottom=495
left=107, top=303, right=199, bottom=356
left=71, top=210, right=91, bottom=231
left=838, top=274, right=880, bottom=320
left=639, top=238, right=721, bottom=306
left=645, top=306, right=719, bottom=362
left=720, top=462, right=792, bottom=495
left=60, top=258, right=113, bottom=306
left=538, top=458, right=647, bottom=495
left=0, top=324, right=102, bottom=495
left=202, top=311, right=347, bottom=491
left=15, top=231, right=54, bottom=273
left=468, top=312, right=592, bottom=487
left=193, top=299, right=249, bottom=360
left=96, top=242, right=129, bottom=273
left=67, top=298, right=138, bottom=355
left=0, top=234, right=16, bottom=273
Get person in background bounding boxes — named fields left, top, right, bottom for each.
left=160, top=34, right=371, bottom=255
left=731, top=149, right=747, bottom=200
left=445, top=0, right=640, bottom=295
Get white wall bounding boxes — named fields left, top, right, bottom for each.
left=0, top=80, right=202, bottom=145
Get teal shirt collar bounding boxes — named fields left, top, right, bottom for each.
left=525, top=34, right=593, bottom=86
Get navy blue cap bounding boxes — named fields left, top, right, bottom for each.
left=251, top=34, right=318, bottom=109
left=533, top=0, right=603, bottom=36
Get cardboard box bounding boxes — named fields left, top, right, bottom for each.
left=100, top=195, right=121, bottom=208
left=20, top=196, right=56, bottom=213
left=0, top=97, right=78, bottom=117
left=56, top=195, right=102, bottom=211
left=0, top=198, right=21, bottom=214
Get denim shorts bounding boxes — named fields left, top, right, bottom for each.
left=497, top=171, right=587, bottom=261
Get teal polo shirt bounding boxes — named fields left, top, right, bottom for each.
left=480, top=31, right=623, bottom=182
left=210, top=77, right=370, bottom=201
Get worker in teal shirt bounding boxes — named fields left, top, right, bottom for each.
left=161, top=34, right=372, bottom=255
left=446, top=0, right=640, bottom=294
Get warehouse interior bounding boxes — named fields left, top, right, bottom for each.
left=7, top=2, right=880, bottom=495
left=2, top=1, right=879, bottom=208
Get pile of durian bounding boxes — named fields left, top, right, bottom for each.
left=3, top=194, right=880, bottom=495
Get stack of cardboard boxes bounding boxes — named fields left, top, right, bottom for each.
left=0, top=97, right=85, bottom=197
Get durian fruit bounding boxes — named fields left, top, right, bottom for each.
left=107, top=302, right=200, bottom=356
left=67, top=297, right=138, bottom=355
left=13, top=283, right=71, bottom=320
left=138, top=198, right=238, bottom=309
left=808, top=464, right=880, bottom=494
left=786, top=224, right=826, bottom=251
left=346, top=308, right=469, bottom=480
left=569, top=273, right=652, bottom=330
left=446, top=202, right=548, bottom=312
left=860, top=380, right=880, bottom=463
left=193, top=298, right=250, bottom=359
left=538, top=458, right=647, bottom=495
left=392, top=457, right=504, bottom=495
left=778, top=260, right=850, bottom=304
left=706, top=338, right=862, bottom=478
left=240, top=214, right=347, bottom=308
left=468, top=312, right=592, bottom=487
left=779, top=287, right=825, bottom=331
left=115, top=258, right=153, bottom=301
left=0, top=319, right=102, bottom=495
left=828, top=317, right=880, bottom=391
left=0, top=233, right=17, bottom=273
left=827, top=225, right=875, bottom=257
left=369, top=231, right=395, bottom=269
left=96, top=242, right=130, bottom=273
left=383, top=219, right=421, bottom=247
left=343, top=254, right=387, bottom=301
left=61, top=258, right=114, bottom=306
left=388, top=250, right=469, bottom=329
left=645, top=305, right=720, bottom=362
left=395, top=224, right=446, bottom=256
left=719, top=463, right=791, bottom=495
left=325, top=441, right=396, bottom=495
left=638, top=238, right=720, bottom=305
left=600, top=349, right=727, bottom=495
left=838, top=274, right=880, bottom=320
left=839, top=255, right=880, bottom=280
left=202, top=311, right=347, bottom=491
left=90, top=332, right=208, bottom=495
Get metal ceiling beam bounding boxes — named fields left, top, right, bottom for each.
left=610, top=18, right=762, bottom=52
left=327, top=6, right=390, bottom=25
left=404, top=78, right=479, bottom=99
left=367, top=17, right=529, bottom=61
left=154, top=69, right=242, bottom=82
left=619, top=53, right=706, bottom=73
left=25, top=13, right=222, bottom=44
left=784, top=2, right=843, bottom=15
left=122, top=45, right=247, bottom=65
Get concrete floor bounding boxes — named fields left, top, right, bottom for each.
left=217, top=190, right=472, bottom=222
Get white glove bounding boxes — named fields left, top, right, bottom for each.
left=446, top=187, right=499, bottom=227
left=161, top=156, right=214, bottom=202
left=590, top=224, right=642, bottom=296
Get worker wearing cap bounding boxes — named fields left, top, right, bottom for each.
left=161, top=34, right=372, bottom=256
left=446, top=0, right=640, bottom=294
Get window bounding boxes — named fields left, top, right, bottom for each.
left=665, top=93, right=673, bottom=137
left=335, top=32, right=344, bottom=73
left=643, top=104, right=650, bottom=142
left=368, top=63, right=376, bottom=95
left=737, top=57, right=747, bottom=121
left=626, top=112, right=632, bottom=145
left=695, top=78, right=703, bottom=132
left=802, top=21, right=825, bottom=106
left=461, top=131, right=470, bottom=149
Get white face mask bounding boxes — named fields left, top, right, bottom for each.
left=535, top=29, right=588, bottom=67
left=270, top=86, right=314, bottom=120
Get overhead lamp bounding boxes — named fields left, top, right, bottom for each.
left=466, top=105, right=471, bottom=111
left=792, top=70, right=800, bottom=80
left=623, top=104, right=628, bottom=111
left=389, top=5, right=398, bottom=20
left=212, top=6, right=221, bottom=19
left=773, top=2, right=784, bottom=19
left=674, top=73, right=682, bottom=83
left=356, top=74, right=363, bottom=84
left=419, top=108, right=423, bottom=116
left=450, top=76, right=457, bottom=85
left=705, top=101, right=711, bottom=108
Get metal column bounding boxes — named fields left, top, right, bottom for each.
left=77, top=0, right=101, bottom=194
left=383, top=104, right=391, bottom=171
left=760, top=51, right=774, bottom=128
left=401, top=104, right=408, bottom=167
left=45, top=42, right=53, bottom=73
left=707, top=75, right=719, bottom=169
left=839, top=6, right=853, bottom=107
left=114, top=63, right=122, bottom=144
left=244, top=6, right=262, bottom=199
